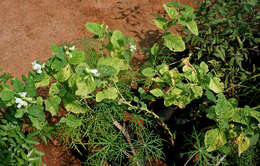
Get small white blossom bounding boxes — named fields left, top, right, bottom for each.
left=32, top=61, right=42, bottom=74
left=89, top=69, right=100, bottom=77
left=69, top=46, right=76, bottom=51
left=130, top=44, right=136, bottom=52
left=15, top=97, right=28, bottom=108
left=18, top=92, right=27, bottom=98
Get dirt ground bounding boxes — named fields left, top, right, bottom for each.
left=0, top=0, right=200, bottom=165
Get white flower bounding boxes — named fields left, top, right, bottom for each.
left=18, top=92, right=27, bottom=97
left=32, top=61, right=42, bottom=74
left=130, top=44, right=136, bottom=52
left=89, top=69, right=100, bottom=77
left=69, top=46, right=76, bottom=51
left=15, top=97, right=28, bottom=108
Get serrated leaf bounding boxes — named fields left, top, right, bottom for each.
left=96, top=87, right=118, bottom=102
left=15, top=109, right=25, bottom=118
left=237, top=133, right=250, bottom=156
left=163, top=4, right=178, bottom=20
left=85, top=22, right=103, bottom=37
left=45, top=96, right=61, bottom=116
left=0, top=89, right=15, bottom=101
left=150, top=88, right=164, bottom=97
left=205, top=128, right=227, bottom=152
left=142, top=67, right=156, bottom=77
left=209, top=77, right=224, bottom=93
left=11, top=78, right=24, bottom=93
left=163, top=34, right=185, bottom=52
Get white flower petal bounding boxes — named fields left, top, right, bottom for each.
left=18, top=92, right=27, bottom=97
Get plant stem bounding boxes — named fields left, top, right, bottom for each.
left=216, top=154, right=227, bottom=166
left=184, top=151, right=199, bottom=166
left=112, top=118, right=141, bottom=166
left=114, top=81, right=175, bottom=145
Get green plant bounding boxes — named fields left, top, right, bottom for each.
left=0, top=70, right=46, bottom=166
left=186, top=0, right=260, bottom=104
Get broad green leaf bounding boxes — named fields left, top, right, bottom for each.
left=163, top=4, right=178, bottom=20
left=151, top=43, right=159, bottom=56
left=97, top=65, right=117, bottom=77
left=28, top=105, right=45, bottom=121
left=51, top=43, right=65, bottom=60
left=111, top=30, right=126, bottom=49
left=75, top=63, right=89, bottom=76
left=68, top=50, right=85, bottom=65
left=205, top=128, right=227, bottom=152
left=185, top=20, right=198, bottom=35
left=232, top=107, right=250, bottom=125
left=55, top=64, right=72, bottom=82
left=49, top=82, right=66, bottom=97
left=216, top=93, right=234, bottom=120
left=51, top=58, right=67, bottom=71
left=153, top=17, right=168, bottom=30
left=15, top=108, right=25, bottom=118
left=96, top=87, right=118, bottom=102
left=60, top=114, right=82, bottom=128
left=29, top=116, right=46, bottom=130
left=157, top=64, right=169, bottom=74
left=35, top=73, right=50, bottom=88
left=45, top=96, right=61, bottom=116
left=199, top=61, right=209, bottom=75
left=11, top=78, right=24, bottom=93
left=209, top=77, right=224, bottom=93
left=0, top=89, right=15, bottom=101
left=85, top=22, right=103, bottom=37
left=142, top=67, right=156, bottom=77
left=250, top=110, right=260, bottom=122
left=150, top=88, right=164, bottom=97
left=163, top=34, right=185, bottom=52
left=205, top=90, right=216, bottom=103
left=182, top=65, right=198, bottom=82
left=25, top=79, right=37, bottom=97
left=75, top=77, right=96, bottom=98
left=97, top=57, right=128, bottom=77
left=237, top=133, right=250, bottom=156
left=64, top=93, right=85, bottom=113
left=190, top=85, right=203, bottom=98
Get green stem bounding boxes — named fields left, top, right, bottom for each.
left=114, top=81, right=174, bottom=145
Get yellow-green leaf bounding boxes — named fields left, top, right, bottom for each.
left=209, top=77, right=224, bottom=93
left=205, top=128, right=227, bottom=152
left=237, top=133, right=250, bottom=156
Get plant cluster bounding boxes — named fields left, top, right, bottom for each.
left=0, top=1, right=259, bottom=166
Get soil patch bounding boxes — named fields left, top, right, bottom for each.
left=0, top=0, right=200, bottom=165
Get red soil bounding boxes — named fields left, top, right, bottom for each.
left=0, top=0, right=200, bottom=165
